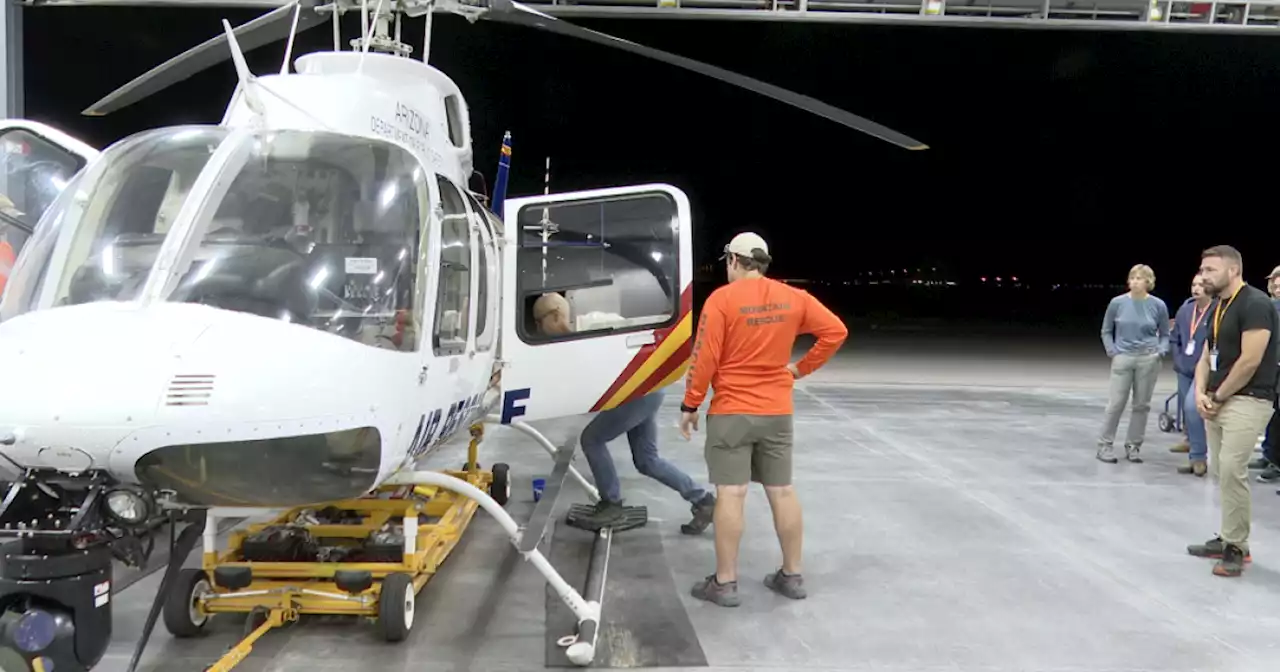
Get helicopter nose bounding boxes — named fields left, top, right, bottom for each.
left=0, top=303, right=215, bottom=467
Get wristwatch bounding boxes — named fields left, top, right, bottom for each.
left=680, top=403, right=698, bottom=414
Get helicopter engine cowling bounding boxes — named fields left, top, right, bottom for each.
left=0, top=302, right=410, bottom=508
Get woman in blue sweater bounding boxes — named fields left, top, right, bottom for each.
left=1168, top=274, right=1211, bottom=476
left=1098, top=264, right=1170, bottom=464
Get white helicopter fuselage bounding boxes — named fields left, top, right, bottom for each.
left=0, top=49, right=695, bottom=510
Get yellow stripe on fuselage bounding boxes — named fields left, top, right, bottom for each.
left=600, top=312, right=692, bottom=410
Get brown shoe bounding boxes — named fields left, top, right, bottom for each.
left=1178, top=461, right=1208, bottom=477
left=1170, top=441, right=1190, bottom=453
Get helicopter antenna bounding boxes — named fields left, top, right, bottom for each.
left=540, top=157, right=552, bottom=285
left=423, top=0, right=435, bottom=64
left=222, top=19, right=265, bottom=117
left=280, top=1, right=302, bottom=74
left=331, top=1, right=341, bottom=50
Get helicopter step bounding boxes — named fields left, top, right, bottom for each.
left=564, top=504, right=649, bottom=533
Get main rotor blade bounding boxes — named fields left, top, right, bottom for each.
left=82, top=0, right=327, bottom=116
left=483, top=0, right=927, bottom=151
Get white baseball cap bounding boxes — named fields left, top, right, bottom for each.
left=722, top=232, right=770, bottom=260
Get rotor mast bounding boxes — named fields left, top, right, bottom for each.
left=350, top=0, right=414, bottom=56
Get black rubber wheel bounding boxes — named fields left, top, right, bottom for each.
left=1158, top=413, right=1174, bottom=432
left=489, top=463, right=511, bottom=506
left=378, top=573, right=415, bottom=642
left=164, top=568, right=212, bottom=638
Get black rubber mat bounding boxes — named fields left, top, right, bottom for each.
left=544, top=518, right=708, bottom=668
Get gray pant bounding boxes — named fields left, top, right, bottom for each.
left=1099, top=352, right=1162, bottom=447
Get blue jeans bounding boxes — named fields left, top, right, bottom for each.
left=579, top=390, right=708, bottom=505
left=1176, top=371, right=1208, bottom=462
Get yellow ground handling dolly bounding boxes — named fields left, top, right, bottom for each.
left=160, top=424, right=511, bottom=671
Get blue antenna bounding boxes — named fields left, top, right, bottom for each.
left=491, top=131, right=512, bottom=218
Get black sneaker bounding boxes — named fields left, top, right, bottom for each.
left=1249, top=457, right=1271, bottom=470
left=680, top=493, right=716, bottom=535
left=1187, top=535, right=1253, bottom=563
left=575, top=499, right=627, bottom=528
left=1213, top=543, right=1247, bottom=577
left=1258, top=464, right=1280, bottom=483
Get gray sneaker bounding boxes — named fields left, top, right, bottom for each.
left=1096, top=444, right=1118, bottom=464
left=764, top=570, right=807, bottom=599
left=691, top=574, right=740, bottom=607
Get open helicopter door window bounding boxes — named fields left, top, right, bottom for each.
left=498, top=184, right=691, bottom=425
left=0, top=121, right=98, bottom=299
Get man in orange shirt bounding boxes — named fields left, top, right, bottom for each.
left=679, top=232, right=848, bottom=607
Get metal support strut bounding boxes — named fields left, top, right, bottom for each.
left=507, top=419, right=600, bottom=503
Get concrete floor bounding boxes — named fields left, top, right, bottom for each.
left=91, top=340, right=1280, bottom=672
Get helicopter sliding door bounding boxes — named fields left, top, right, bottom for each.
left=498, top=184, right=692, bottom=424
left=0, top=121, right=98, bottom=296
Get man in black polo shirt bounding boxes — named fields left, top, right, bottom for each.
left=1186, top=245, right=1279, bottom=577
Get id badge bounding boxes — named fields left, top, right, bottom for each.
left=1210, top=347, right=1219, bottom=372
left=1185, top=341, right=1195, bottom=356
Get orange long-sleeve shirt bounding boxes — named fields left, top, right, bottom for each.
left=682, top=277, right=848, bottom=416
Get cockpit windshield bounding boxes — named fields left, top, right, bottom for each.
left=1, top=126, right=227, bottom=316
left=1, top=126, right=431, bottom=353
left=170, top=131, right=428, bottom=350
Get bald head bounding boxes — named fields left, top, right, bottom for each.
left=533, top=292, right=572, bottom=335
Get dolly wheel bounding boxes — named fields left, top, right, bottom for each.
left=378, top=573, right=415, bottom=642
left=490, top=463, right=511, bottom=506
left=1158, top=412, right=1174, bottom=432
left=164, top=568, right=212, bottom=638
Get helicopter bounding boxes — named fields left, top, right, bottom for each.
left=0, top=0, right=925, bottom=669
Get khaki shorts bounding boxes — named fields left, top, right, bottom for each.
left=704, top=414, right=794, bottom=487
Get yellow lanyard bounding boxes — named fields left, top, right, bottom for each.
left=1212, top=284, right=1244, bottom=346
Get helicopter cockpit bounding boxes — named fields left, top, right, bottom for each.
left=0, top=126, right=430, bottom=352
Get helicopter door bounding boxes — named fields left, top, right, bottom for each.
left=0, top=121, right=98, bottom=295
left=498, top=184, right=692, bottom=425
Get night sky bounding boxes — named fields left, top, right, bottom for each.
left=20, top=7, right=1280, bottom=324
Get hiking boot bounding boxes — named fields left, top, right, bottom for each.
left=575, top=499, right=627, bottom=528
left=691, top=574, right=740, bottom=607
left=1258, top=464, right=1280, bottom=483
left=1124, top=443, right=1143, bottom=463
left=1096, top=444, right=1118, bottom=464
left=1177, top=460, right=1208, bottom=477
left=764, top=569, right=807, bottom=600
left=1213, top=543, right=1247, bottom=577
left=1169, top=441, right=1190, bottom=453
left=1187, top=536, right=1252, bottom=563
left=680, top=493, right=716, bottom=535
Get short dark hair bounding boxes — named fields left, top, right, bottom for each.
left=732, top=249, right=771, bottom=275
left=1202, top=244, right=1243, bottom=267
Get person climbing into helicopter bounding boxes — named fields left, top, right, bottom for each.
left=532, top=291, right=717, bottom=533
